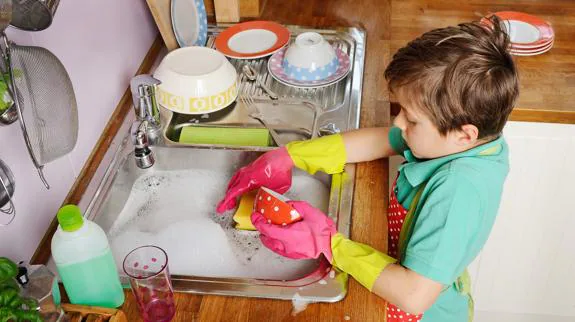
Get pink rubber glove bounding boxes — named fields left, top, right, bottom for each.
left=251, top=200, right=337, bottom=262
left=216, top=148, right=294, bottom=213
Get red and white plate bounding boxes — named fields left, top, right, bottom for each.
left=510, top=41, right=554, bottom=56
left=215, top=21, right=290, bottom=59
left=482, top=11, right=554, bottom=55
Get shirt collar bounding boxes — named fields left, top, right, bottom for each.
left=399, top=136, right=505, bottom=187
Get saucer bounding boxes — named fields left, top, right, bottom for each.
left=267, top=46, right=351, bottom=89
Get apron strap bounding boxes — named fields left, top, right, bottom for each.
left=455, top=269, right=474, bottom=322
left=397, top=184, right=425, bottom=261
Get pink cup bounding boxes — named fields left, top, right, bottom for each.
left=123, top=246, right=175, bottom=322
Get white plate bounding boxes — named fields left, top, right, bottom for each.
left=506, top=20, right=541, bottom=44
left=229, top=29, right=278, bottom=54
left=171, top=0, right=208, bottom=47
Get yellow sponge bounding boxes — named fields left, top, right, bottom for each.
left=233, top=191, right=257, bottom=230
left=179, top=126, right=271, bottom=146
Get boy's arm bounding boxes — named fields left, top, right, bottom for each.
left=285, top=127, right=398, bottom=175
left=331, top=235, right=442, bottom=315
left=342, top=127, right=399, bottom=163
left=372, top=264, right=443, bottom=314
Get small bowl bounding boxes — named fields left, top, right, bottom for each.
left=254, top=187, right=302, bottom=226
left=282, top=32, right=338, bottom=81
left=153, top=47, right=238, bottom=115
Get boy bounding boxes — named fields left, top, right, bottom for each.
left=217, top=16, right=518, bottom=322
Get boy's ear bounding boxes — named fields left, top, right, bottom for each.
left=455, top=124, right=479, bottom=145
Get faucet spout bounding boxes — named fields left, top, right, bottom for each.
left=131, top=120, right=155, bottom=169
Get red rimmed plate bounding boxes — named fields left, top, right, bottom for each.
left=511, top=40, right=553, bottom=51
left=510, top=41, right=553, bottom=56
left=215, top=21, right=290, bottom=59
left=482, top=12, right=554, bottom=49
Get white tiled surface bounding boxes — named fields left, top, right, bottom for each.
left=471, top=122, right=575, bottom=318
left=0, top=0, right=157, bottom=262
left=390, top=121, right=575, bottom=320
left=475, top=311, right=574, bottom=322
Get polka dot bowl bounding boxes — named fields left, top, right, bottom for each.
left=254, top=187, right=302, bottom=226
left=282, top=32, right=339, bottom=81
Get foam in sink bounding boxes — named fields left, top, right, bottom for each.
left=107, top=169, right=329, bottom=280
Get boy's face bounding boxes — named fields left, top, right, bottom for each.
left=393, top=90, right=478, bottom=159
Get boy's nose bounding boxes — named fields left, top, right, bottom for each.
left=393, top=111, right=406, bottom=131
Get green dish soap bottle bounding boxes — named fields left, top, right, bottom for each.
left=51, top=205, right=125, bottom=308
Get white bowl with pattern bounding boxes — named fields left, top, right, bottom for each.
left=153, top=47, right=238, bottom=115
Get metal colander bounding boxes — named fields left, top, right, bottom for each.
left=1, top=33, right=78, bottom=188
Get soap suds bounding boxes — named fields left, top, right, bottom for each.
left=291, top=292, right=311, bottom=316
left=107, top=169, right=330, bottom=280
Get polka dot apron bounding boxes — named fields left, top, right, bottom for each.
left=385, top=144, right=501, bottom=321
left=386, top=179, right=423, bottom=322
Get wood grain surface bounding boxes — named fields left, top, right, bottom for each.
left=214, top=0, right=241, bottom=22
left=389, top=0, right=575, bottom=115
left=146, top=0, right=179, bottom=51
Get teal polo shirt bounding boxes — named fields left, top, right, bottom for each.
left=388, top=127, right=509, bottom=322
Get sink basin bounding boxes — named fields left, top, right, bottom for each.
left=85, top=144, right=352, bottom=301
left=75, top=25, right=364, bottom=302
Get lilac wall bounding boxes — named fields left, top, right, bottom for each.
left=0, top=0, right=157, bottom=262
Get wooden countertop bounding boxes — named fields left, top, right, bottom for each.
left=390, top=1, right=575, bottom=120
left=31, top=1, right=575, bottom=321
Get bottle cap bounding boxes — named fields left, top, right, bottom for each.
left=57, top=205, right=84, bottom=232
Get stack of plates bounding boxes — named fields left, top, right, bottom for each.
left=485, top=12, right=554, bottom=56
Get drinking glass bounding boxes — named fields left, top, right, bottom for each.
left=123, top=246, right=175, bottom=322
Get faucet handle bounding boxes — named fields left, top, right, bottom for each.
left=130, top=120, right=148, bottom=146
left=130, top=74, right=161, bottom=118
left=130, top=120, right=155, bottom=169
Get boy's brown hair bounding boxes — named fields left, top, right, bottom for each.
left=385, top=16, right=519, bottom=139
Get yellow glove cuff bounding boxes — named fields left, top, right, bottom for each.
left=331, top=233, right=397, bottom=291
left=285, top=134, right=346, bottom=175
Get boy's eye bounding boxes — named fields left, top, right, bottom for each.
left=407, top=118, right=417, bottom=125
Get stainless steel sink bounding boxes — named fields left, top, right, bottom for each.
left=73, top=25, right=365, bottom=302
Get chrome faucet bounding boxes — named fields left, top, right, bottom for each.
left=132, top=120, right=155, bottom=169
left=130, top=75, right=162, bottom=140
left=130, top=75, right=162, bottom=168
